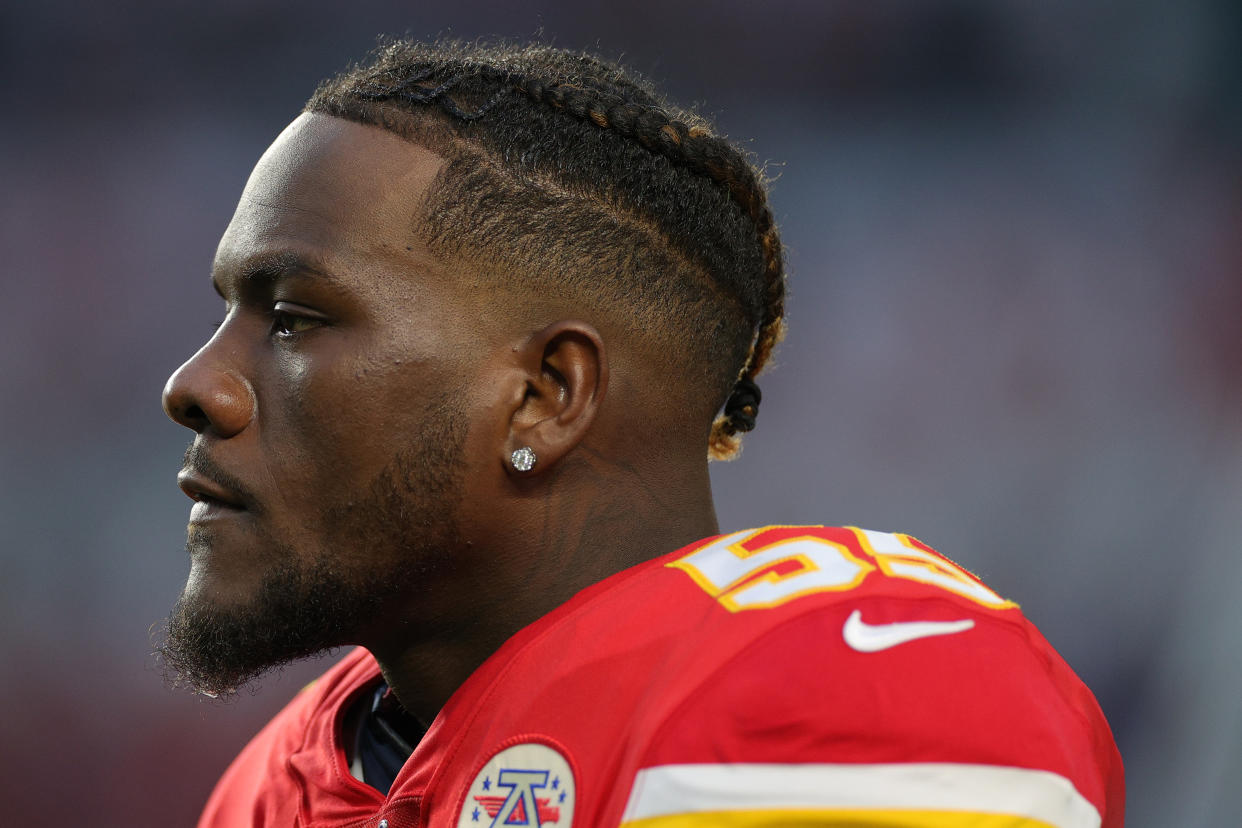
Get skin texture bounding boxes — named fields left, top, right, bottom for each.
left=161, top=113, right=720, bottom=726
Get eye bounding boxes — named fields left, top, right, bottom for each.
left=270, top=303, right=325, bottom=337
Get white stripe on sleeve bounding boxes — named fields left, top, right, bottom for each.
left=620, top=762, right=1101, bottom=828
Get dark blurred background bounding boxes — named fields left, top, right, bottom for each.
left=2, top=1, right=1239, bottom=824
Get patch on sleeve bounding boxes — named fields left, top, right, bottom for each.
left=457, top=740, right=577, bottom=827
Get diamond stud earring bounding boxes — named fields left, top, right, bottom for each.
left=510, top=446, right=537, bottom=472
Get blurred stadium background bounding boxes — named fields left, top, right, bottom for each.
left=2, top=1, right=1239, bottom=824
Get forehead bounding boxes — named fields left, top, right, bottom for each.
left=214, top=112, right=448, bottom=287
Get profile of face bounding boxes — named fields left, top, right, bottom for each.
left=158, top=114, right=491, bottom=697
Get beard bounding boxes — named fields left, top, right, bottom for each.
left=156, top=396, right=467, bottom=698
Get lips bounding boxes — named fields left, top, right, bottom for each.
left=178, top=469, right=247, bottom=512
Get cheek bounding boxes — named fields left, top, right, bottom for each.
left=278, top=347, right=315, bottom=387
left=273, top=351, right=438, bottom=480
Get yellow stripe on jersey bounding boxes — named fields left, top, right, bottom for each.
left=619, top=763, right=1100, bottom=828
left=621, top=807, right=1059, bottom=827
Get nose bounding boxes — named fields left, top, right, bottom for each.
left=162, top=346, right=255, bottom=438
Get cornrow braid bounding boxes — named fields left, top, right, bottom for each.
left=510, top=78, right=787, bottom=459
left=307, top=40, right=787, bottom=460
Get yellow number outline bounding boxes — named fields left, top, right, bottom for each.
left=849, top=527, right=1017, bottom=610
left=670, top=526, right=1017, bottom=613
left=668, top=528, right=875, bottom=612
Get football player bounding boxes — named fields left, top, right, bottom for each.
left=159, top=39, right=1124, bottom=827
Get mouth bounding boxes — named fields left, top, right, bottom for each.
left=178, top=469, right=249, bottom=520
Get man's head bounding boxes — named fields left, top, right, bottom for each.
left=157, top=40, right=785, bottom=698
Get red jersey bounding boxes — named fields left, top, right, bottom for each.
left=199, top=526, right=1124, bottom=827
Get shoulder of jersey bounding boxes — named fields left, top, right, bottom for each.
left=661, top=524, right=1018, bottom=619
left=633, top=525, right=1124, bottom=828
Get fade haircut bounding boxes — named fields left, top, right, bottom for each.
left=306, top=39, right=785, bottom=459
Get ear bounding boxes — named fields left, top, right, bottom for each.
left=504, top=320, right=608, bottom=476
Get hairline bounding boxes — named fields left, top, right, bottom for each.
left=303, top=103, right=746, bottom=405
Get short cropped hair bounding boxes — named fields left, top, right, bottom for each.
left=307, top=40, right=785, bottom=458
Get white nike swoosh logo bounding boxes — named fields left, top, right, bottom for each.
left=842, top=609, right=975, bottom=653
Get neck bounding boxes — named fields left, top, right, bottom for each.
left=368, top=448, right=718, bottom=728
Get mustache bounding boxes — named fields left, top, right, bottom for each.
left=181, top=442, right=259, bottom=511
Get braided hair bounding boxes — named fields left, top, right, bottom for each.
left=307, top=40, right=786, bottom=459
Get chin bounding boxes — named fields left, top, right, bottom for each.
left=183, top=525, right=295, bottom=605
left=158, top=547, right=362, bottom=698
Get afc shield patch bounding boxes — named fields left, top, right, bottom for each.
left=457, top=741, right=576, bottom=827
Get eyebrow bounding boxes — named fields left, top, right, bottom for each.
left=211, top=251, right=342, bottom=298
